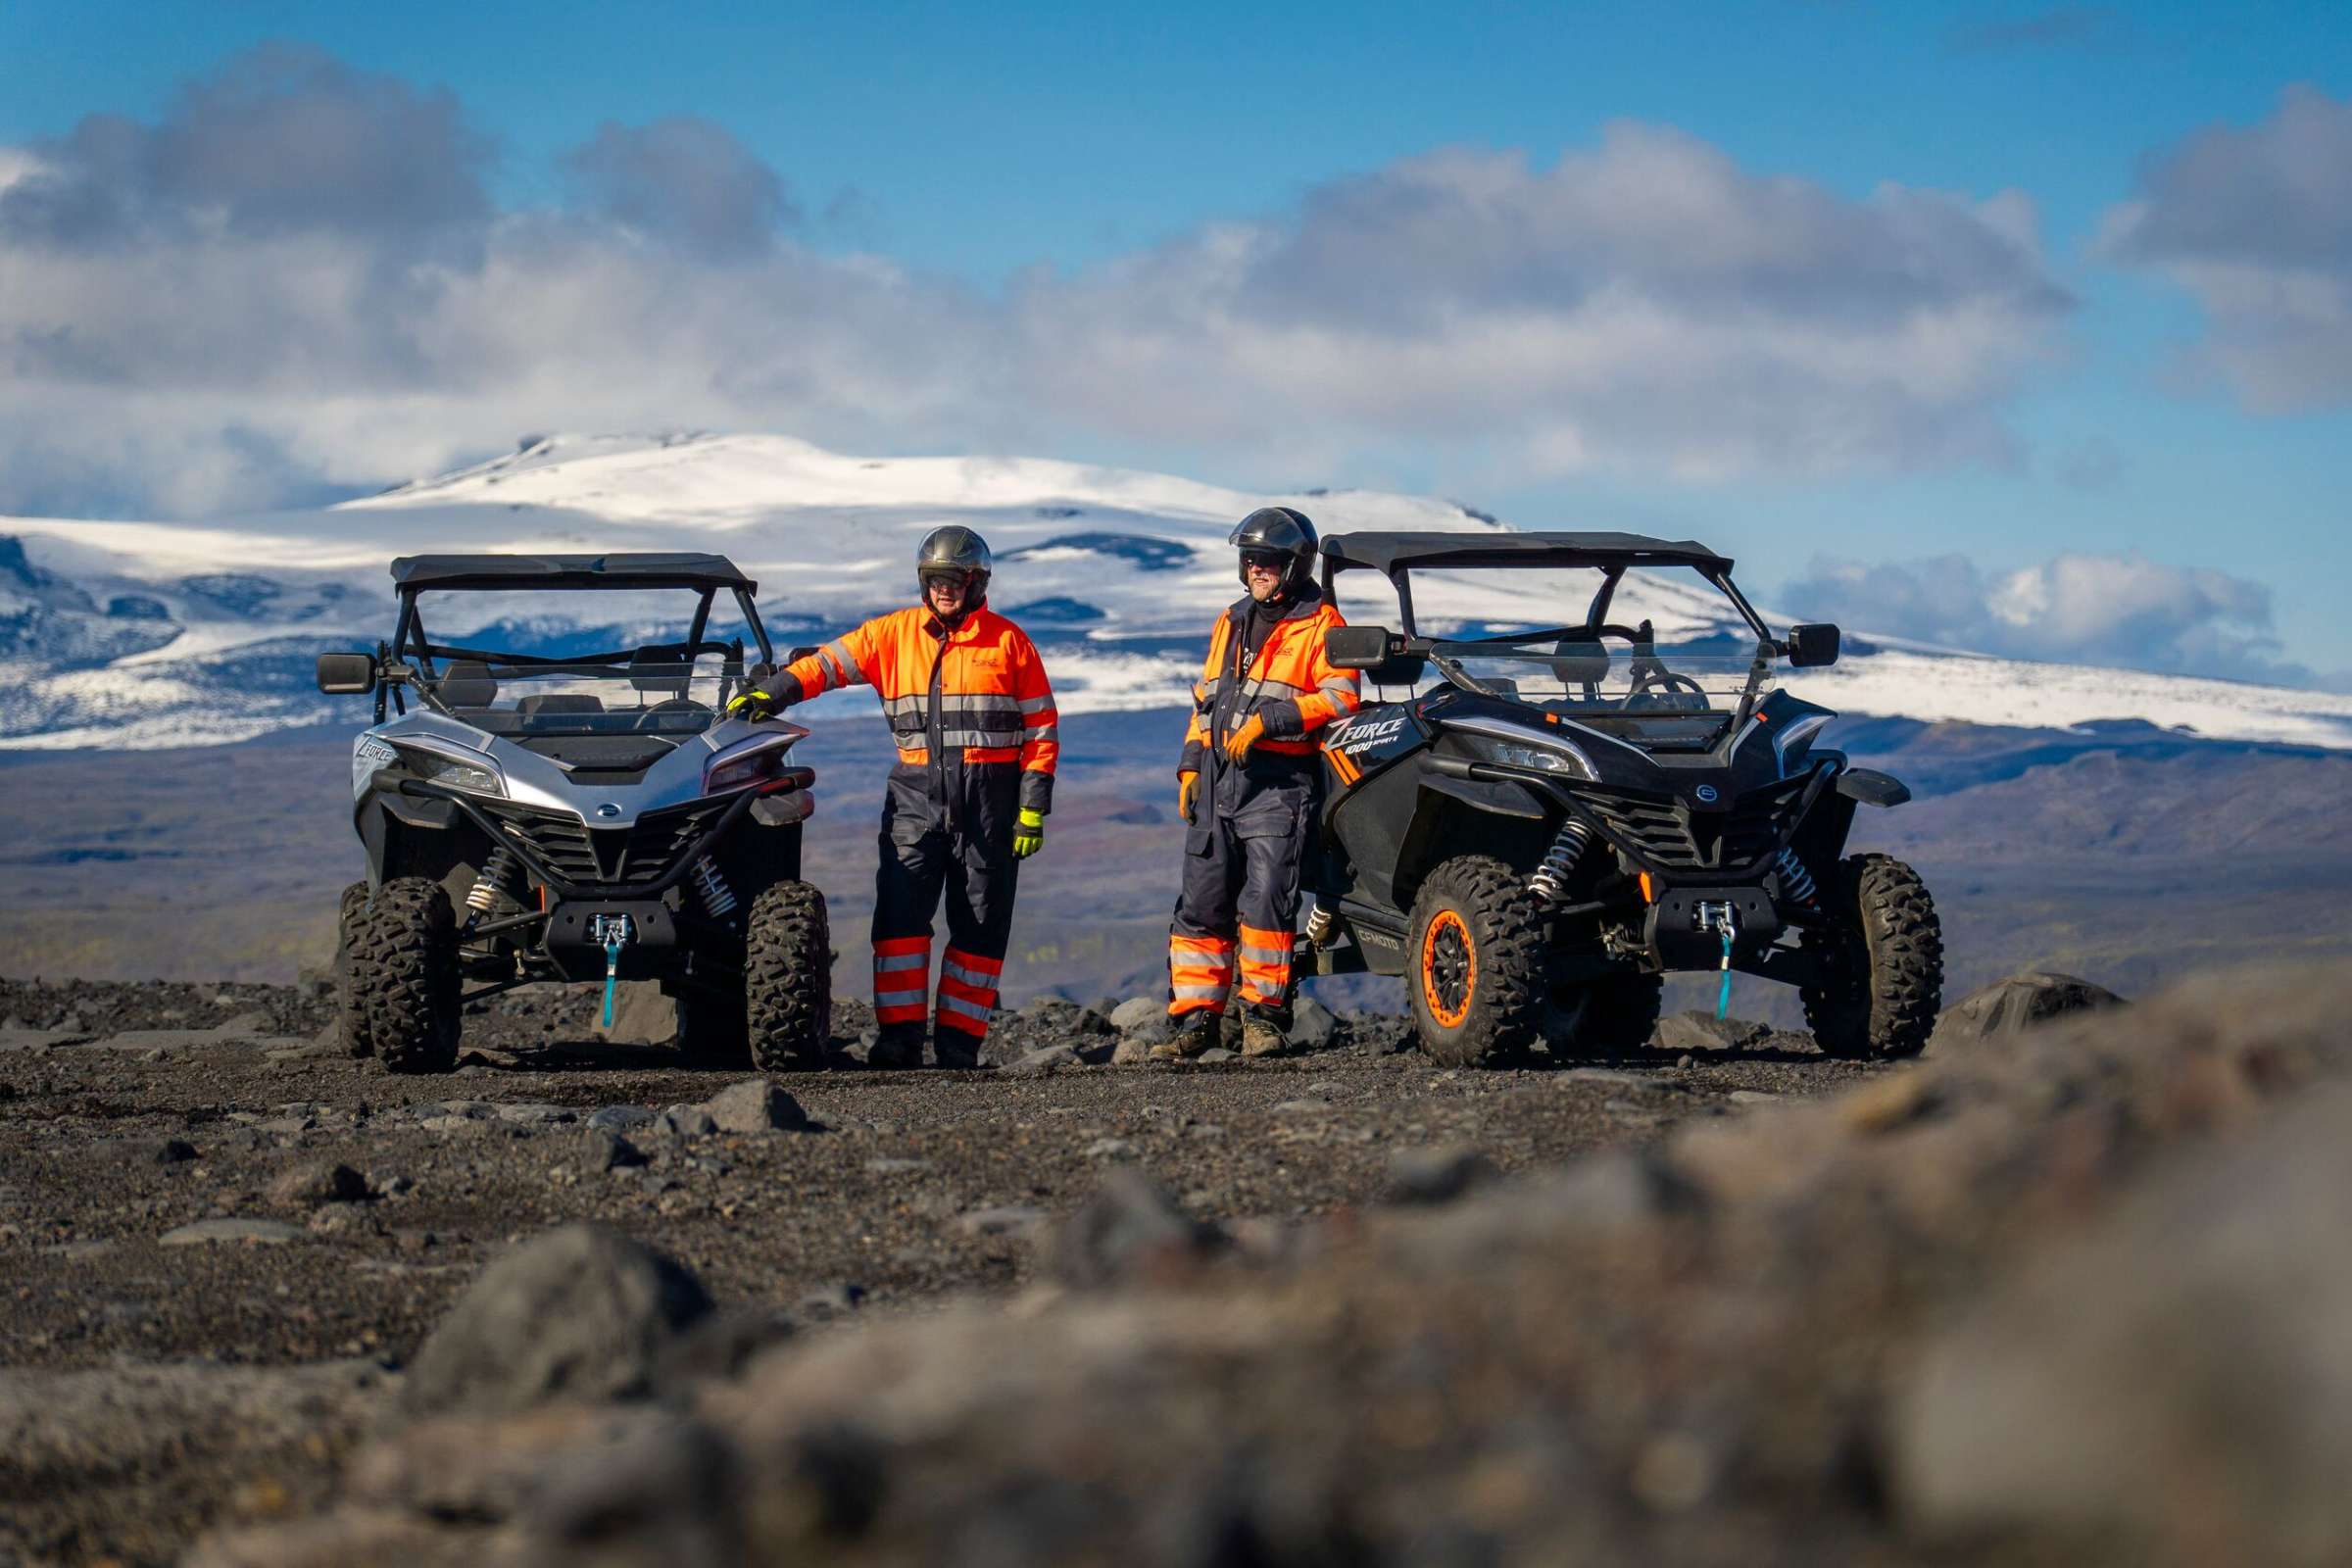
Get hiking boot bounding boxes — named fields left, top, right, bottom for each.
left=867, top=1025, right=925, bottom=1070
left=1241, top=1015, right=1287, bottom=1057
left=1150, top=1012, right=1220, bottom=1061
left=933, top=1038, right=982, bottom=1070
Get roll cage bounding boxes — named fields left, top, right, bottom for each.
left=371, top=553, right=778, bottom=726
left=1317, top=530, right=1776, bottom=647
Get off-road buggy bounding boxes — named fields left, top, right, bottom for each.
left=317, top=554, right=830, bottom=1074
left=1302, top=531, right=1942, bottom=1065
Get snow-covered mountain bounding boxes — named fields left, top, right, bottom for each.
left=5, top=431, right=2350, bottom=753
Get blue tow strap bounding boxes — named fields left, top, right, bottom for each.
left=601, top=935, right=623, bottom=1028
left=1716, top=929, right=1735, bottom=1020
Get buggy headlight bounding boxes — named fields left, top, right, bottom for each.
left=1460, top=734, right=1597, bottom=781
left=393, top=743, right=507, bottom=798
left=704, top=734, right=796, bottom=795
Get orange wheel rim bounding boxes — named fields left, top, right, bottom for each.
left=1421, top=908, right=1476, bottom=1028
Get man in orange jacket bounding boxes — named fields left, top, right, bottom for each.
left=1155, top=508, right=1359, bottom=1060
left=728, top=527, right=1056, bottom=1068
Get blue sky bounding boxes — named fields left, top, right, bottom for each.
left=2, top=1, right=2347, bottom=680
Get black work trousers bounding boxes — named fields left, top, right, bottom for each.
left=872, top=760, right=1021, bottom=1051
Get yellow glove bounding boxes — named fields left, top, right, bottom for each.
left=1178, top=769, right=1198, bottom=821
left=1013, top=807, right=1045, bottom=858
left=726, top=688, right=780, bottom=719
left=1222, top=713, right=1267, bottom=766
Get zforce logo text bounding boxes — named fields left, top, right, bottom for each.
left=1331, top=715, right=1407, bottom=756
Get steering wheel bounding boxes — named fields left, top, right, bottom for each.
left=630, top=698, right=710, bottom=732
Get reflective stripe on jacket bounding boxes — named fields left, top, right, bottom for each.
left=788, top=604, right=1058, bottom=812
left=1179, top=587, right=1360, bottom=772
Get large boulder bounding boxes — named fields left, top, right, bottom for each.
left=1287, top=995, right=1342, bottom=1053
left=702, top=1079, right=808, bottom=1134
left=601, top=982, right=675, bottom=1045
left=400, top=1224, right=712, bottom=1418
left=1930, top=971, right=2123, bottom=1052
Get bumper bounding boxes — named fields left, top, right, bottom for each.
left=1642, top=885, right=1783, bottom=972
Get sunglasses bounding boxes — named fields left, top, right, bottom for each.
left=1240, top=551, right=1290, bottom=572
left=921, top=569, right=977, bottom=591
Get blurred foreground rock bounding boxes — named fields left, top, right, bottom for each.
left=400, top=1223, right=712, bottom=1418
left=1897, top=1081, right=2352, bottom=1565
left=197, top=962, right=2352, bottom=1567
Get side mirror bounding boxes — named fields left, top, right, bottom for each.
left=784, top=647, right=818, bottom=665
left=1786, top=623, right=1841, bottom=668
left=316, top=653, right=378, bottom=695
left=1324, top=625, right=1395, bottom=670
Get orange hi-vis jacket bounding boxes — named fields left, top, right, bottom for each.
left=787, top=604, right=1058, bottom=814
left=1178, top=588, right=1360, bottom=773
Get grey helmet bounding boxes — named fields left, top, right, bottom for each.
left=1229, top=506, right=1317, bottom=593
left=915, top=525, right=993, bottom=608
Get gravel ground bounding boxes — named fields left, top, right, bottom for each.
left=0, top=975, right=1872, bottom=1563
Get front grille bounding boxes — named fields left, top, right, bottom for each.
left=486, top=800, right=728, bottom=892
left=1573, top=774, right=1812, bottom=873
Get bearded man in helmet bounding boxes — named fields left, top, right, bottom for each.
left=1154, top=507, right=1360, bottom=1060
left=729, top=527, right=1056, bottom=1068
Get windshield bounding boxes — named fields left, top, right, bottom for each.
left=416, top=652, right=746, bottom=738
left=1430, top=631, right=1771, bottom=750
left=1431, top=634, right=1769, bottom=712
left=397, top=586, right=767, bottom=739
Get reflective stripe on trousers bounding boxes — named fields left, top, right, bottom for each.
left=1168, top=933, right=1235, bottom=1017
left=1237, top=921, right=1294, bottom=1006
left=936, top=946, right=1003, bottom=1040
left=873, top=934, right=931, bottom=1026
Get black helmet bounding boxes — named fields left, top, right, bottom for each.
left=1229, top=506, right=1317, bottom=593
left=915, top=525, right=993, bottom=607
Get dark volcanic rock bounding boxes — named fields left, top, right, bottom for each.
left=579, top=1129, right=647, bottom=1173
left=702, top=1078, right=808, bottom=1134
left=1049, top=1168, right=1224, bottom=1289
left=1381, top=1143, right=1498, bottom=1205
left=1652, top=1010, right=1772, bottom=1053
left=400, top=1223, right=714, bottom=1418
left=1288, top=995, right=1342, bottom=1053
left=1931, top=970, right=2124, bottom=1051
left=267, top=1159, right=368, bottom=1207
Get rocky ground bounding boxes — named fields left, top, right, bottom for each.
left=8, top=962, right=2345, bottom=1567
left=0, top=973, right=1868, bottom=1565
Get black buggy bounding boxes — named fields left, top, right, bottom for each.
left=1303, top=531, right=1942, bottom=1066
left=316, top=553, right=830, bottom=1073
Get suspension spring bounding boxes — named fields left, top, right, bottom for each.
left=1527, top=818, right=1594, bottom=905
left=1776, top=847, right=1819, bottom=907
left=689, top=855, right=738, bottom=919
left=466, top=845, right=521, bottom=913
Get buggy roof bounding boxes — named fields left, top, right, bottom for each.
left=389, top=553, right=755, bottom=593
left=1322, top=531, right=1732, bottom=575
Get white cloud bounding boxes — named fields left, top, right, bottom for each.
left=0, top=48, right=2074, bottom=516
left=1781, top=550, right=2315, bottom=686
left=2100, top=84, right=2352, bottom=411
